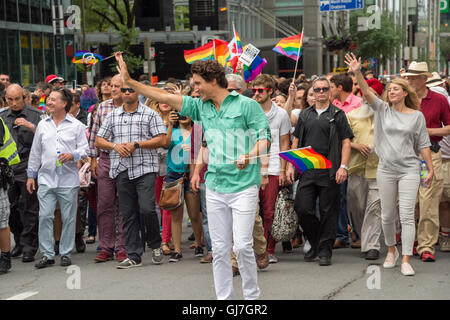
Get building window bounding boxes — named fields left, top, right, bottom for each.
left=0, top=29, right=7, bottom=75
left=0, top=0, right=6, bottom=21
left=6, top=0, right=18, bottom=22
left=192, top=0, right=215, bottom=17
left=43, top=34, right=54, bottom=77
left=18, top=0, right=29, bottom=23
left=42, top=0, right=51, bottom=25
left=7, top=29, right=20, bottom=83
left=21, top=32, right=32, bottom=86
left=32, top=32, right=43, bottom=83
left=30, top=0, right=41, bottom=24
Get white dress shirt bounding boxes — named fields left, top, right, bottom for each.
left=27, top=114, right=89, bottom=188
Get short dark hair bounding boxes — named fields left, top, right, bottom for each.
left=277, top=78, right=292, bottom=95
left=35, top=81, right=51, bottom=92
left=138, top=74, right=149, bottom=82
left=253, top=74, right=276, bottom=92
left=191, top=60, right=228, bottom=89
left=72, top=92, right=81, bottom=105
left=330, top=73, right=353, bottom=93
left=52, top=88, right=73, bottom=113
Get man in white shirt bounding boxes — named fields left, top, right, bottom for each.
left=26, top=88, right=89, bottom=269
left=252, top=74, right=291, bottom=263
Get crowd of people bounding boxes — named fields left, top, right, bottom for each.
left=0, top=52, right=450, bottom=300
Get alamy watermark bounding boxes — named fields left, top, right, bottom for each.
left=366, top=265, right=381, bottom=290
left=66, top=265, right=81, bottom=290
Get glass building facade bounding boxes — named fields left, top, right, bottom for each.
left=0, top=0, right=76, bottom=87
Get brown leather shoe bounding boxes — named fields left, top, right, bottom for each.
left=351, top=240, right=361, bottom=249
left=292, top=237, right=303, bottom=248
left=232, top=266, right=240, bottom=277
left=333, top=239, right=349, bottom=249
left=256, top=251, right=269, bottom=269
left=200, top=252, right=213, bottom=263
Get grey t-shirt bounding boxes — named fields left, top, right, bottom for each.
left=371, top=97, right=431, bottom=173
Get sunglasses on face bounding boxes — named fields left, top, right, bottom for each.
left=228, top=88, right=239, bottom=92
left=251, top=88, right=270, bottom=94
left=313, top=87, right=330, bottom=93
left=121, top=88, right=135, bottom=93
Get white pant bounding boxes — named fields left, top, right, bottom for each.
left=206, top=185, right=260, bottom=300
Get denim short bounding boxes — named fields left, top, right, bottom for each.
left=165, top=171, right=191, bottom=194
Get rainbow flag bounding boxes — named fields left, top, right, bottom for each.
left=184, top=39, right=230, bottom=66
left=243, top=55, right=267, bottom=83
left=38, top=95, right=46, bottom=111
left=272, top=32, right=304, bottom=61
left=279, top=147, right=332, bottom=173
left=72, top=51, right=105, bottom=65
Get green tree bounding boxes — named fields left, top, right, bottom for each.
left=73, top=0, right=144, bottom=75
left=349, top=11, right=405, bottom=67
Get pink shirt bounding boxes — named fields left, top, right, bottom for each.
left=333, top=93, right=362, bottom=114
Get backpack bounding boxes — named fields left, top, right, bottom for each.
left=270, top=187, right=298, bottom=242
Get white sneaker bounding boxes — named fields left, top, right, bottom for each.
left=383, top=248, right=399, bottom=269
left=439, top=234, right=450, bottom=252
left=401, top=262, right=415, bottom=276
left=268, top=254, right=278, bottom=264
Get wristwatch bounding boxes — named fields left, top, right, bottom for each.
left=340, top=164, right=349, bottom=171
left=134, top=142, right=140, bottom=149
left=262, top=172, right=269, bottom=178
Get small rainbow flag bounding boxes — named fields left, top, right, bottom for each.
left=279, top=147, right=332, bottom=173
left=243, top=55, right=267, bottom=83
left=184, top=39, right=230, bottom=66
left=272, top=32, right=304, bottom=61
left=72, top=51, right=105, bottom=65
left=38, top=95, right=46, bottom=111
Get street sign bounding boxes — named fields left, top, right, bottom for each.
left=320, top=0, right=364, bottom=12
left=441, top=0, right=449, bottom=13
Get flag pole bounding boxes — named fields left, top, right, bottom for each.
left=292, top=28, right=304, bottom=82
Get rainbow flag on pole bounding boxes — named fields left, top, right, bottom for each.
left=72, top=51, right=105, bottom=65
left=279, top=147, right=332, bottom=173
left=243, top=55, right=267, bottom=83
left=38, top=95, right=46, bottom=111
left=184, top=39, right=229, bottom=66
left=272, top=32, right=304, bottom=61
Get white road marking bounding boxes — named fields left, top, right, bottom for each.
left=5, top=291, right=39, bottom=300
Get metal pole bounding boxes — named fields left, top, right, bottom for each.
left=339, top=11, right=345, bottom=67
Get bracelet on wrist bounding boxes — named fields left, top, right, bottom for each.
left=112, top=143, right=117, bottom=150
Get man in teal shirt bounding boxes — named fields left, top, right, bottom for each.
left=115, top=53, right=270, bottom=300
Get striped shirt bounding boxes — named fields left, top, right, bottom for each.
left=97, top=102, right=166, bottom=179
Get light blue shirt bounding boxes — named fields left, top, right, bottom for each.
left=27, top=114, right=89, bottom=188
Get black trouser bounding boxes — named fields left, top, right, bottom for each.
left=115, top=171, right=161, bottom=263
left=8, top=166, right=39, bottom=255
left=294, top=170, right=340, bottom=259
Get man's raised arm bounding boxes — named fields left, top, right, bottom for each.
left=115, top=52, right=183, bottom=111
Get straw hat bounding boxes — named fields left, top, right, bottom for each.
left=426, top=72, right=445, bottom=88
left=402, top=61, right=432, bottom=78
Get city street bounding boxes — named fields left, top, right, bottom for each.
left=1, top=221, right=449, bottom=301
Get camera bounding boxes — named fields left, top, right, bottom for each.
left=174, top=112, right=187, bottom=121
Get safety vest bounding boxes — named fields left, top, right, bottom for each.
left=0, top=118, right=20, bottom=165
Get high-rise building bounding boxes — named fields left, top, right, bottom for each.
left=0, top=0, right=76, bottom=86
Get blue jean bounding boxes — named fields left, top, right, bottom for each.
left=199, top=183, right=212, bottom=252
left=37, top=185, right=79, bottom=259
left=336, top=180, right=350, bottom=243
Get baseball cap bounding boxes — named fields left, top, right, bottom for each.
left=45, top=74, right=65, bottom=84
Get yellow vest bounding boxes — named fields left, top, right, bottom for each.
left=0, top=118, right=20, bottom=165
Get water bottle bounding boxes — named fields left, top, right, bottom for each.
left=420, top=161, right=429, bottom=188
left=56, top=151, right=63, bottom=175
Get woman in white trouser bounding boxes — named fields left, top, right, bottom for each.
left=346, top=53, right=433, bottom=276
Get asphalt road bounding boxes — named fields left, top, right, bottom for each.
left=1, top=223, right=449, bottom=301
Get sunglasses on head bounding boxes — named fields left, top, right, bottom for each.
left=251, top=88, right=270, bottom=94
left=121, top=88, right=135, bottom=93
left=313, top=87, right=330, bottom=93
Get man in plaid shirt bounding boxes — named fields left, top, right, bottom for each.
left=88, top=74, right=127, bottom=263
left=96, top=85, right=166, bottom=268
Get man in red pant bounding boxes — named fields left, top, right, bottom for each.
left=252, top=75, right=291, bottom=263
left=89, top=75, right=127, bottom=263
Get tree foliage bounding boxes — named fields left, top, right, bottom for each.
left=349, top=11, right=404, bottom=65
left=110, top=25, right=144, bottom=74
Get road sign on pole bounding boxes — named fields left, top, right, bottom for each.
left=320, top=0, right=364, bottom=12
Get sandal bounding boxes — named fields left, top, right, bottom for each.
left=86, top=236, right=95, bottom=244
left=161, top=243, right=172, bottom=255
